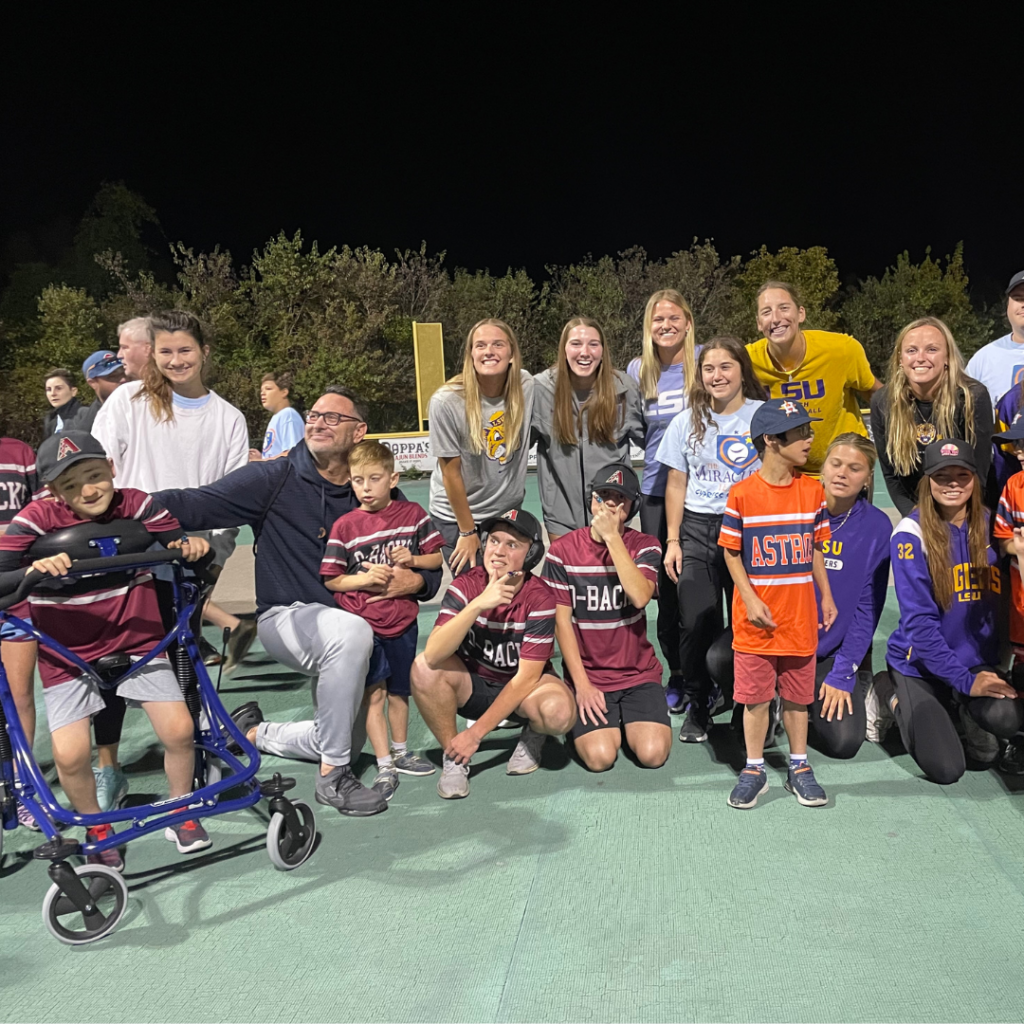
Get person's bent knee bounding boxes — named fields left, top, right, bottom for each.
left=580, top=748, right=617, bottom=772
left=533, top=690, right=577, bottom=735
left=323, top=611, right=373, bottom=656
left=635, top=741, right=670, bottom=768
left=821, top=733, right=863, bottom=760
left=970, top=699, right=1024, bottom=740
left=925, top=759, right=965, bottom=785
left=410, top=653, right=440, bottom=695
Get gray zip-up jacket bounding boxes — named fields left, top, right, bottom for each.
left=530, top=367, right=645, bottom=535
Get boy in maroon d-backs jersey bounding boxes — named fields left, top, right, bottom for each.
left=319, top=440, right=444, bottom=802
left=411, top=508, right=577, bottom=800
left=0, top=431, right=213, bottom=867
left=1, top=434, right=46, bottom=818
left=542, top=464, right=671, bottom=772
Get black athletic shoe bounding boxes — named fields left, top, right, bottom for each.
left=226, top=701, right=264, bottom=754
left=199, top=636, right=223, bottom=666
left=315, top=765, right=387, bottom=816
left=998, top=739, right=1024, bottom=776
left=678, top=704, right=710, bottom=743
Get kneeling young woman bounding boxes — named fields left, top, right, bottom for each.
left=543, top=464, right=671, bottom=771
left=882, top=440, right=1023, bottom=784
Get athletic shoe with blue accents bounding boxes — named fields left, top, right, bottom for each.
left=785, top=762, right=828, bottom=806
left=665, top=683, right=686, bottom=715
left=727, top=766, right=768, bottom=809
left=93, top=766, right=129, bottom=812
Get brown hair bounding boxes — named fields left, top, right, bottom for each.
left=687, top=337, right=767, bottom=450
left=133, top=310, right=206, bottom=423
left=442, top=318, right=526, bottom=456
left=756, top=280, right=803, bottom=308
left=44, top=367, right=76, bottom=389
left=883, top=317, right=975, bottom=476
left=552, top=317, right=622, bottom=446
left=348, top=439, right=395, bottom=474
left=915, top=470, right=989, bottom=611
left=262, top=370, right=294, bottom=393
left=636, top=289, right=698, bottom=402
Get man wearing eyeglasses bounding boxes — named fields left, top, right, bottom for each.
left=155, top=385, right=442, bottom=818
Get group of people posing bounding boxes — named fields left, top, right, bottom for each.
left=2, top=270, right=1024, bottom=860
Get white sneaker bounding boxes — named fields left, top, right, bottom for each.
left=437, top=755, right=470, bottom=799
left=506, top=725, right=545, bottom=775
left=864, top=677, right=895, bottom=743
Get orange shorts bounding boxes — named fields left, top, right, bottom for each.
left=733, top=651, right=815, bottom=706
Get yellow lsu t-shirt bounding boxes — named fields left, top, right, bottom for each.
left=747, top=330, right=876, bottom=475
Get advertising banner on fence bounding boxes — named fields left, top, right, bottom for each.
left=372, top=433, right=645, bottom=473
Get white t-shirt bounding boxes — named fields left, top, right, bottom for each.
left=965, top=333, right=1024, bottom=408
left=655, top=399, right=763, bottom=515
left=263, top=406, right=305, bottom=458
left=91, top=380, right=249, bottom=492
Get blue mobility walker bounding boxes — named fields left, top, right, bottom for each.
left=0, top=520, right=317, bottom=945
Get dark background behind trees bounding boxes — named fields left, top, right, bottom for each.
left=0, top=183, right=1005, bottom=444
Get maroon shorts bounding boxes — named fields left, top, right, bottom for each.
left=733, top=651, right=815, bottom=706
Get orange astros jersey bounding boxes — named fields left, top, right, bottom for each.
left=718, top=471, right=830, bottom=657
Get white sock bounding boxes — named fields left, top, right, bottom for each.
left=746, top=757, right=765, bottom=768
left=376, top=755, right=393, bottom=769
left=790, top=752, right=808, bottom=765
left=392, top=741, right=408, bottom=755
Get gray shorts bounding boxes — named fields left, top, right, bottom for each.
left=43, top=657, right=184, bottom=732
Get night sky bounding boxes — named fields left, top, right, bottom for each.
left=1, top=10, right=1017, bottom=298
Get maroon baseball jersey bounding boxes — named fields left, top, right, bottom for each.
left=435, top=567, right=556, bottom=682
left=542, top=527, right=662, bottom=692
left=0, top=438, right=44, bottom=529
left=0, top=489, right=180, bottom=688
left=320, top=499, right=443, bottom=638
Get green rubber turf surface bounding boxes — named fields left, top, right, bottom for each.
left=2, top=474, right=1024, bottom=1023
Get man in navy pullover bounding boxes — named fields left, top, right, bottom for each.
left=156, top=386, right=441, bottom=817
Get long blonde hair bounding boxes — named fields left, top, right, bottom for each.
left=636, top=289, right=697, bottom=401
left=553, top=317, right=622, bottom=446
left=132, top=310, right=206, bottom=424
left=443, top=318, right=526, bottom=456
left=915, top=469, right=989, bottom=611
left=823, top=432, right=878, bottom=500
left=883, top=317, right=976, bottom=476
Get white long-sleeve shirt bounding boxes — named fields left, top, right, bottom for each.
left=92, top=380, right=249, bottom=491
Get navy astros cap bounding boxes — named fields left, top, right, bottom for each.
left=82, top=350, right=124, bottom=380
left=589, top=463, right=641, bottom=504
left=921, top=438, right=977, bottom=476
left=993, top=413, right=1024, bottom=443
left=37, top=430, right=110, bottom=483
left=479, top=507, right=543, bottom=544
left=1007, top=270, right=1024, bottom=296
left=749, top=398, right=821, bottom=440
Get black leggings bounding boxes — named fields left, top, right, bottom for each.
left=677, top=511, right=732, bottom=703
left=887, top=665, right=1024, bottom=784
left=639, top=495, right=679, bottom=675
left=810, top=657, right=867, bottom=759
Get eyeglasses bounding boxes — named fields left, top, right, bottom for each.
left=306, top=410, right=364, bottom=426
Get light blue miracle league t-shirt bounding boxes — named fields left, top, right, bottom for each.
left=655, top=399, right=764, bottom=515
left=965, top=333, right=1024, bottom=409
left=263, top=405, right=306, bottom=458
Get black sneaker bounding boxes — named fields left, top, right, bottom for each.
left=315, top=765, right=387, bottom=816
left=199, top=636, right=223, bottom=666
left=226, top=701, right=264, bottom=754
left=998, top=738, right=1024, bottom=776
left=678, top=704, right=710, bottom=743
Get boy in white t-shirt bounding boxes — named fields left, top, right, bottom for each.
left=965, top=270, right=1024, bottom=408
left=250, top=371, right=306, bottom=461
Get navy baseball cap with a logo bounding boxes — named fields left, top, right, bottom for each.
left=589, top=463, right=641, bottom=504
left=37, top=431, right=110, bottom=483
left=1007, top=271, right=1024, bottom=295
left=82, top=350, right=124, bottom=380
left=749, top=397, right=821, bottom=441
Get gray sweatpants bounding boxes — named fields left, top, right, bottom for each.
left=256, top=602, right=373, bottom=766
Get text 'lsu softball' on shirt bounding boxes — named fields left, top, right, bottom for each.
left=434, top=566, right=556, bottom=682
left=718, top=472, right=830, bottom=657
left=320, top=499, right=443, bottom=638
left=542, top=527, right=663, bottom=691
left=0, top=489, right=180, bottom=688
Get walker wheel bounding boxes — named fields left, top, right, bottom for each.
left=266, top=799, right=316, bottom=871
left=41, top=865, right=128, bottom=945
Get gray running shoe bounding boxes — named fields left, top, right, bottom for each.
left=392, top=750, right=436, bottom=776
left=371, top=765, right=400, bottom=802
left=93, top=766, right=129, bottom=812
left=506, top=725, right=545, bottom=775
left=437, top=755, right=470, bottom=799
left=223, top=619, right=259, bottom=677
left=315, top=764, right=388, bottom=816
